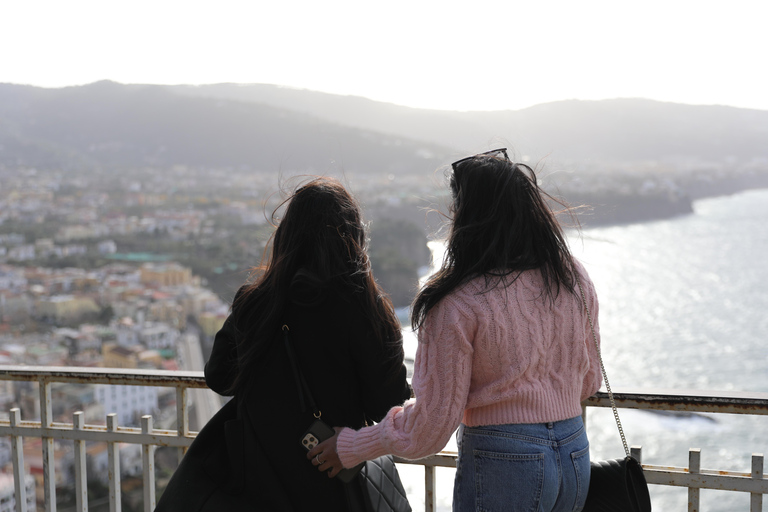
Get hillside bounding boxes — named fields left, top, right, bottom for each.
left=169, top=83, right=768, bottom=163
left=0, top=81, right=449, bottom=173
left=2, top=82, right=767, bottom=174
left=2, top=81, right=767, bottom=228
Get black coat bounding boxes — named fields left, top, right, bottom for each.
left=158, top=278, right=411, bottom=511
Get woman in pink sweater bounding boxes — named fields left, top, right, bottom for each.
left=309, top=149, right=602, bottom=511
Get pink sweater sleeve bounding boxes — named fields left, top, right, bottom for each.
left=337, top=296, right=475, bottom=468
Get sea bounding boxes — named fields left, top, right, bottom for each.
left=396, top=188, right=768, bottom=512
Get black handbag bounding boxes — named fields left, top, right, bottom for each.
left=283, top=325, right=411, bottom=512
left=576, top=277, right=652, bottom=512
left=356, top=455, right=412, bottom=512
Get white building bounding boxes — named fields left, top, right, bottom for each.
left=0, top=439, right=10, bottom=468
left=6, top=245, right=35, bottom=262
left=113, top=320, right=178, bottom=350
left=138, top=323, right=179, bottom=350
left=0, top=473, right=35, bottom=512
left=0, top=266, right=27, bottom=291
left=94, top=384, right=158, bottom=426
left=87, top=443, right=143, bottom=484
left=97, top=240, right=117, bottom=254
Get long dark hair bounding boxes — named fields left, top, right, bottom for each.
left=411, top=153, right=577, bottom=330
left=230, top=177, right=399, bottom=391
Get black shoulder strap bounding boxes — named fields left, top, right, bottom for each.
left=282, top=325, right=322, bottom=418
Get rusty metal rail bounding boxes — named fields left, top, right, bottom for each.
left=2, top=366, right=768, bottom=512
left=584, top=388, right=768, bottom=415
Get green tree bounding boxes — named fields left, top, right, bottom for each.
left=369, top=219, right=430, bottom=308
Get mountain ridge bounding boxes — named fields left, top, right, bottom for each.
left=1, top=81, right=767, bottom=172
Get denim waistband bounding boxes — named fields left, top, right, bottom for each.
left=462, top=415, right=585, bottom=446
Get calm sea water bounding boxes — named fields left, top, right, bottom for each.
left=398, top=188, right=768, bottom=512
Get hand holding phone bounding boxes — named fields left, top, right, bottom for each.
left=301, top=420, right=362, bottom=483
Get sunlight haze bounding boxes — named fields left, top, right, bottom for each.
left=2, top=0, right=767, bottom=111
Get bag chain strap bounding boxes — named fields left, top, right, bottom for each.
left=575, top=275, right=630, bottom=458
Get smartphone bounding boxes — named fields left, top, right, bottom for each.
left=300, top=419, right=335, bottom=451
left=300, top=419, right=362, bottom=483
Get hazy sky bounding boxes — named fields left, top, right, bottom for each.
left=2, top=0, right=767, bottom=111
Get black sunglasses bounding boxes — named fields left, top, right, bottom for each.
left=451, top=148, right=510, bottom=171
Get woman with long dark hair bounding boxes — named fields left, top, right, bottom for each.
left=309, top=150, right=602, bottom=511
left=158, top=177, right=411, bottom=511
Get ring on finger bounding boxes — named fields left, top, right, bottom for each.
left=315, top=454, right=324, bottom=464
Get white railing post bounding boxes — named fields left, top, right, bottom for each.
left=752, top=453, right=764, bottom=512
left=425, top=465, right=436, bottom=512
left=39, top=379, right=56, bottom=512
left=107, top=414, right=121, bottom=512
left=10, top=408, right=28, bottom=512
left=73, top=411, right=88, bottom=512
left=141, top=415, right=156, bottom=512
left=689, top=448, right=701, bottom=512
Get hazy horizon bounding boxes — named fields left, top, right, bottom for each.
left=3, top=1, right=767, bottom=112
left=6, top=79, right=768, bottom=114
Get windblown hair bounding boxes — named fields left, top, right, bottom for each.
left=229, top=177, right=399, bottom=392
left=411, top=154, right=577, bottom=330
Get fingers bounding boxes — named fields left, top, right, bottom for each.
left=312, top=452, right=330, bottom=469
left=306, top=438, right=330, bottom=460
left=327, top=464, right=342, bottom=478
left=309, top=450, right=342, bottom=477
left=306, top=431, right=344, bottom=477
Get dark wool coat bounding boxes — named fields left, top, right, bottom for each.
left=155, top=277, right=411, bottom=511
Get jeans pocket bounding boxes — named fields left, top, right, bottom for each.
left=570, top=445, right=591, bottom=512
left=474, top=450, right=544, bottom=512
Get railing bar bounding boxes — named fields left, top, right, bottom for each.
left=10, top=408, right=28, bottom=512
left=10, top=367, right=768, bottom=511
left=107, top=414, right=121, bottom=512
left=0, top=419, right=197, bottom=436
left=425, top=465, right=436, bottom=512
left=5, top=365, right=768, bottom=410
left=142, top=416, right=156, bottom=512
left=752, top=454, right=764, bottom=512
left=0, top=425, right=197, bottom=447
left=584, top=392, right=768, bottom=415
left=73, top=412, right=88, bottom=512
left=641, top=467, right=768, bottom=493
left=0, top=365, right=208, bottom=387
left=394, top=452, right=457, bottom=468
left=39, top=379, right=56, bottom=512
left=689, top=448, right=701, bottom=512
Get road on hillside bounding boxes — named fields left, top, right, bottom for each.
left=177, top=327, right=222, bottom=430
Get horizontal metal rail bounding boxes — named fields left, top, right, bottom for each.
left=584, top=388, right=768, bottom=415
left=0, top=365, right=209, bottom=388
left=2, top=366, right=768, bottom=512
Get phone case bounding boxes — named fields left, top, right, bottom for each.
left=300, top=419, right=362, bottom=483
left=300, top=419, right=335, bottom=451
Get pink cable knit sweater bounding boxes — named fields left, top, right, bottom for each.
left=337, top=261, right=602, bottom=469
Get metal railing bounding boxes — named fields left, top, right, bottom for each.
left=1, top=366, right=768, bottom=512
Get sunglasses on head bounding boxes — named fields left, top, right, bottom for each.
left=451, top=148, right=510, bottom=171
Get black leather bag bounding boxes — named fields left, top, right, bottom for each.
left=357, top=455, right=412, bottom=512
left=576, top=277, right=652, bottom=512
left=583, top=456, right=651, bottom=512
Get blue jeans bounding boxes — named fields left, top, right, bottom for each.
left=453, top=416, right=590, bottom=512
